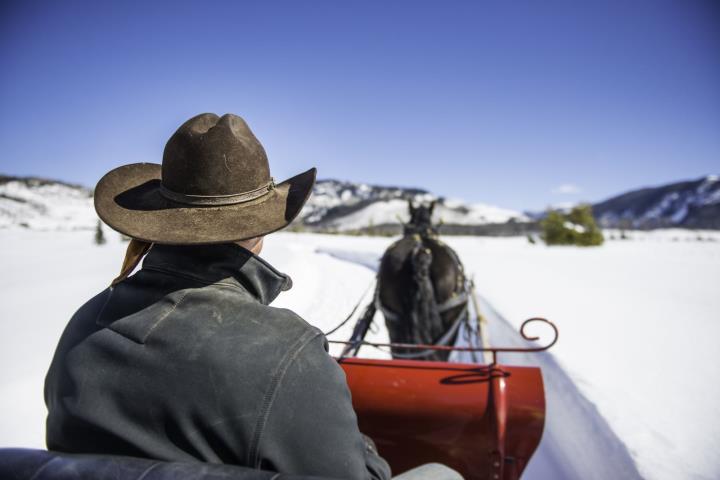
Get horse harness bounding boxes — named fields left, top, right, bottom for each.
left=377, top=288, right=470, bottom=358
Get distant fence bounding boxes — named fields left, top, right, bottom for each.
left=291, top=221, right=542, bottom=237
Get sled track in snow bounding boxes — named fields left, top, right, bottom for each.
left=318, top=246, right=644, bottom=480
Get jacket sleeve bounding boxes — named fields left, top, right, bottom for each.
left=255, top=332, right=391, bottom=480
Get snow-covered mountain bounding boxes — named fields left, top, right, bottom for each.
left=299, top=179, right=528, bottom=231
left=0, top=175, right=528, bottom=233
left=0, top=175, right=96, bottom=230
left=592, top=175, right=720, bottom=229
left=3, top=173, right=719, bottom=233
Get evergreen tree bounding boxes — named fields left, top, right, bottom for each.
left=541, top=204, right=603, bottom=246
left=541, top=210, right=573, bottom=245
left=94, top=220, right=106, bottom=245
left=568, top=204, right=604, bottom=246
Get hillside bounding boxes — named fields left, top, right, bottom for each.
left=2, top=173, right=719, bottom=233
left=0, top=175, right=528, bottom=233
left=0, top=175, right=95, bottom=230
left=592, top=175, right=720, bottom=229
left=299, top=179, right=528, bottom=232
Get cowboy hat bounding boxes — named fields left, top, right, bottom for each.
left=94, top=113, right=316, bottom=244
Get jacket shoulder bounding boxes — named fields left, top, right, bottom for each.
left=198, top=293, right=324, bottom=364
left=264, top=306, right=322, bottom=337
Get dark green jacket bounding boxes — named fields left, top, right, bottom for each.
left=45, top=243, right=390, bottom=480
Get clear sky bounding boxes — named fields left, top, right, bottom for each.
left=1, top=0, right=718, bottom=211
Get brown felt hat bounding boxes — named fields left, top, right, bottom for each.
left=95, top=113, right=316, bottom=244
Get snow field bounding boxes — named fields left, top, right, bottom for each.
left=1, top=229, right=718, bottom=479
left=269, top=232, right=720, bottom=480
left=440, top=235, right=720, bottom=480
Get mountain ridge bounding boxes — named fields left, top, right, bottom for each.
left=1, top=173, right=718, bottom=232
left=591, top=175, right=720, bottom=229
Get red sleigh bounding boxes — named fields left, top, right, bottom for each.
left=336, top=317, right=558, bottom=480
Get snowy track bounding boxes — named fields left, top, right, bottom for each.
left=478, top=297, right=641, bottom=480
left=313, top=243, right=642, bottom=479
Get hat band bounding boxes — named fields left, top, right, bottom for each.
left=159, top=179, right=275, bottom=206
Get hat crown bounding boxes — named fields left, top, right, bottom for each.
left=161, top=113, right=271, bottom=196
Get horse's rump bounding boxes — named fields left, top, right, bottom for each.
left=377, top=234, right=467, bottom=361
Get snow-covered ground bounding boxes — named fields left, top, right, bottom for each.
left=1, top=229, right=719, bottom=479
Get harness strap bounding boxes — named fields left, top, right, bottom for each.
left=377, top=297, right=469, bottom=358
left=437, top=291, right=468, bottom=313
left=380, top=305, right=468, bottom=359
left=378, top=289, right=467, bottom=321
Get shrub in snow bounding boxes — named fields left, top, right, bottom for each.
left=94, top=220, right=106, bottom=245
left=541, top=204, right=604, bottom=246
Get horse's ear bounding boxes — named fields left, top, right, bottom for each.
left=408, top=199, right=416, bottom=215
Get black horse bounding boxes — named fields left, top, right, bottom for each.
left=349, top=200, right=470, bottom=362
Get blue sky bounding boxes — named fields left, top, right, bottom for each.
left=1, top=0, right=718, bottom=211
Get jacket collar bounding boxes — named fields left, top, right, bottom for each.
left=141, top=243, right=292, bottom=305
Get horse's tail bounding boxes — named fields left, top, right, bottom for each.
left=408, top=241, right=443, bottom=347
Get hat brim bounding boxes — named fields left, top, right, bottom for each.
left=95, top=163, right=316, bottom=244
